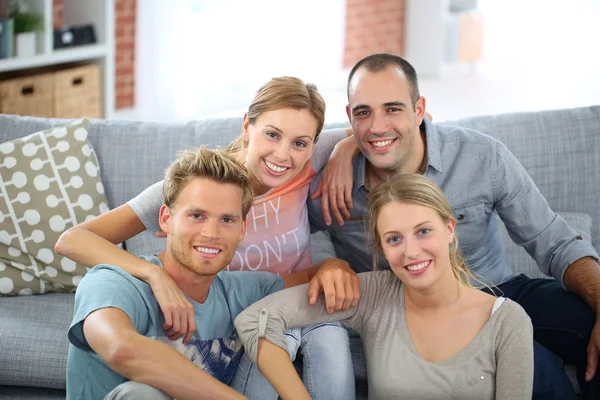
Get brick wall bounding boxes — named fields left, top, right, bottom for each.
left=114, top=0, right=135, bottom=109
left=343, top=0, right=406, bottom=68
left=52, top=0, right=136, bottom=110
left=53, top=0, right=63, bottom=29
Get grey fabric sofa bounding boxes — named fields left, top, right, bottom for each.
left=1, top=106, right=598, bottom=399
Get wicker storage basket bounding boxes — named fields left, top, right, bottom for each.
left=0, top=73, right=54, bottom=118
left=53, top=64, right=102, bottom=119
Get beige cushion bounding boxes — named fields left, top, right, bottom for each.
left=0, top=119, right=109, bottom=295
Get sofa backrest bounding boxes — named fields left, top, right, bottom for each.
left=1, top=106, right=598, bottom=258
left=0, top=114, right=349, bottom=254
left=0, top=115, right=240, bottom=206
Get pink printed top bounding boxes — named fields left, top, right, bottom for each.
left=128, top=128, right=348, bottom=275
left=229, top=162, right=314, bottom=273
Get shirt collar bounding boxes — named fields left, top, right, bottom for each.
left=353, top=153, right=368, bottom=194
left=422, top=118, right=443, bottom=174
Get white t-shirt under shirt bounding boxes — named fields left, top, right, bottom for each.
left=128, top=129, right=349, bottom=275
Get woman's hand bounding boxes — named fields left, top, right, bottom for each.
left=311, top=134, right=359, bottom=226
left=147, top=267, right=196, bottom=343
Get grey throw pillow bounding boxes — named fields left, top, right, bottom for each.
left=500, top=212, right=593, bottom=280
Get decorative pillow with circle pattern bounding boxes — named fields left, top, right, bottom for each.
left=0, top=119, right=109, bottom=296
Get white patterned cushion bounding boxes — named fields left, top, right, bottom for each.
left=0, top=119, right=109, bottom=295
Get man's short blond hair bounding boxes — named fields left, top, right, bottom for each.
left=163, top=146, right=254, bottom=218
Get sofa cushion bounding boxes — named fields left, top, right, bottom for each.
left=0, top=119, right=109, bottom=295
left=0, top=386, right=66, bottom=399
left=0, top=293, right=74, bottom=389
left=500, top=212, right=593, bottom=279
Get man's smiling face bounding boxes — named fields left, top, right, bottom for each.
left=160, top=177, right=247, bottom=276
left=347, top=66, right=425, bottom=174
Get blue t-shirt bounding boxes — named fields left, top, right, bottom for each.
left=66, top=255, right=283, bottom=400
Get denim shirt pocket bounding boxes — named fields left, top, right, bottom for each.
left=340, top=218, right=367, bottom=234
left=452, top=201, right=488, bottom=257
left=337, top=218, right=375, bottom=270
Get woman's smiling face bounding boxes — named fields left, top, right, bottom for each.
left=242, top=107, right=318, bottom=195
left=378, top=201, right=455, bottom=291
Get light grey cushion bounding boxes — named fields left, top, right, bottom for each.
left=0, top=293, right=73, bottom=389
left=500, top=212, right=593, bottom=279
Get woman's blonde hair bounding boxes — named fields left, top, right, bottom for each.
left=226, top=76, right=326, bottom=153
left=367, top=174, right=473, bottom=287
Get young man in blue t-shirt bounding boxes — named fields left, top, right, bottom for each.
left=66, top=147, right=358, bottom=400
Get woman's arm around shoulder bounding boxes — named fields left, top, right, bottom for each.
left=311, top=128, right=357, bottom=227
left=234, top=271, right=389, bottom=364
left=55, top=181, right=197, bottom=343
left=55, top=204, right=146, bottom=269
left=494, top=299, right=534, bottom=399
left=234, top=271, right=392, bottom=399
left=55, top=180, right=165, bottom=271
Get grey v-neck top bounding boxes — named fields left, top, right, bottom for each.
left=235, top=271, right=533, bottom=399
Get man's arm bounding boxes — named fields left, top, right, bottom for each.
left=564, top=257, right=600, bottom=311
left=563, top=256, right=600, bottom=380
left=493, top=142, right=599, bottom=284
left=493, top=142, right=600, bottom=379
left=281, top=257, right=360, bottom=313
left=83, top=307, right=245, bottom=400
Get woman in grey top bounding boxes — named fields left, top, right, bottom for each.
left=235, top=174, right=534, bottom=399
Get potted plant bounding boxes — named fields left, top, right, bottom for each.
left=9, top=1, right=42, bottom=57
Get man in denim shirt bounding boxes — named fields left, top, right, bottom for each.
left=308, top=53, right=600, bottom=400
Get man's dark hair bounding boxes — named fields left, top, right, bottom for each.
left=347, top=53, right=420, bottom=106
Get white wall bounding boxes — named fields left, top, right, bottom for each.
left=415, top=0, right=600, bottom=122
left=128, top=0, right=600, bottom=124
left=134, top=0, right=347, bottom=121
left=404, top=0, right=449, bottom=78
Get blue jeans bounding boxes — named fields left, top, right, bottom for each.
left=230, top=322, right=355, bottom=400
left=485, top=274, right=598, bottom=400
left=105, top=381, right=170, bottom=400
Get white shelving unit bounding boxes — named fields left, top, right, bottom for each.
left=0, top=0, right=115, bottom=118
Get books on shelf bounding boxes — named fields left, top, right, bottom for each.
left=0, top=18, right=14, bottom=59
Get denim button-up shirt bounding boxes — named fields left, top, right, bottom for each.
left=308, top=119, right=598, bottom=288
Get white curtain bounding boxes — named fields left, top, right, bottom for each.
left=136, top=0, right=347, bottom=121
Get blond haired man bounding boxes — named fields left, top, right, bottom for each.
left=66, top=147, right=357, bottom=400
